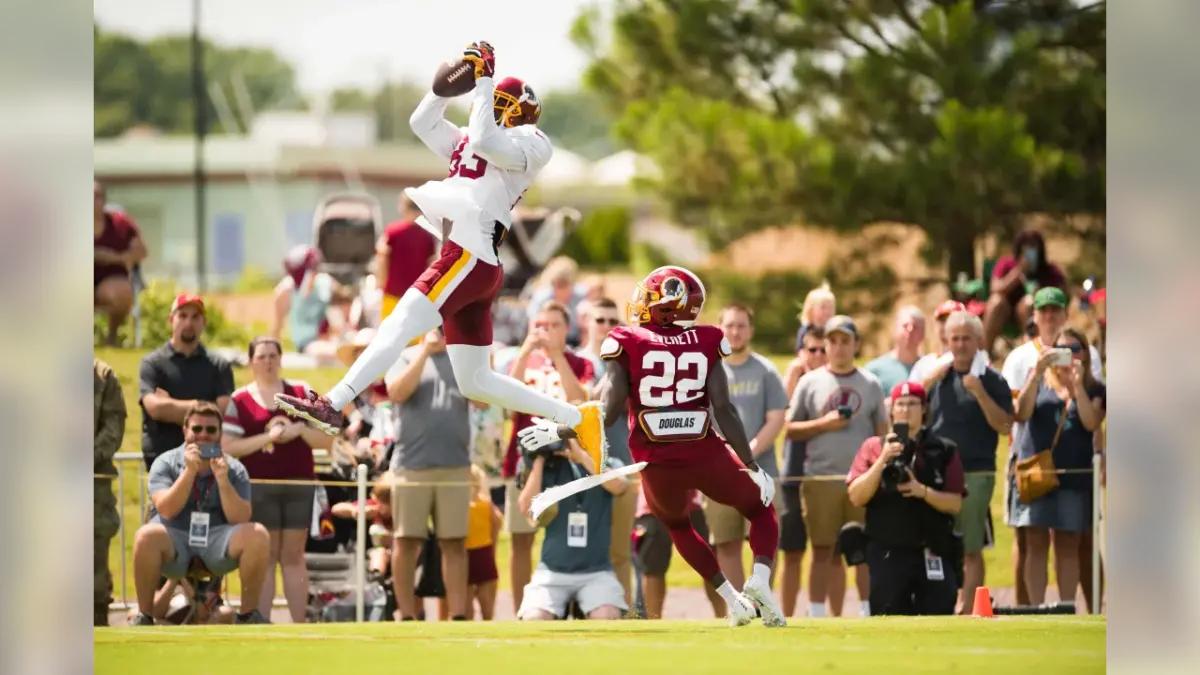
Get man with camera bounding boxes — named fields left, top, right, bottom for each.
left=131, top=402, right=271, bottom=625
left=847, top=382, right=966, bottom=616
left=514, top=435, right=629, bottom=620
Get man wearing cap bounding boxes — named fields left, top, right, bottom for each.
left=999, top=286, right=1103, bottom=604
left=847, top=382, right=965, bottom=615
left=785, top=315, right=888, bottom=617
left=139, top=294, right=235, bottom=470
left=924, top=311, right=1014, bottom=613
left=910, top=300, right=990, bottom=391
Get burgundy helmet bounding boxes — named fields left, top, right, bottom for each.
left=493, top=76, right=542, bottom=127
left=628, top=265, right=707, bottom=328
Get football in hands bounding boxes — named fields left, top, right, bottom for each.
left=432, top=59, right=475, bottom=97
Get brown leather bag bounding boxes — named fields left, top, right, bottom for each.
left=1015, top=404, right=1067, bottom=504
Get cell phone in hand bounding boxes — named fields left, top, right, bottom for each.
left=837, top=405, right=853, bottom=419
left=1049, top=348, right=1073, bottom=366
left=199, top=443, right=222, bottom=459
left=892, top=422, right=910, bottom=444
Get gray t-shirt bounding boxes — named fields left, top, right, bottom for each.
left=787, top=367, right=887, bottom=476
left=147, top=445, right=251, bottom=530
left=926, top=367, right=1014, bottom=472
left=718, top=353, right=789, bottom=477
left=385, top=349, right=470, bottom=471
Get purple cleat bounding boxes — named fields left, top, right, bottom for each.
left=274, top=390, right=344, bottom=436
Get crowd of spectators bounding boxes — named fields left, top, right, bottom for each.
left=99, top=216, right=1105, bottom=624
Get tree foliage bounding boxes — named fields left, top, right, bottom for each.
left=95, top=25, right=306, bottom=137
left=574, top=0, right=1105, bottom=275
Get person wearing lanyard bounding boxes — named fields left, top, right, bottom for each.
left=514, top=437, right=629, bottom=620
left=131, top=401, right=271, bottom=626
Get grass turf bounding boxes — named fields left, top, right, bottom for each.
left=95, top=616, right=1105, bottom=675
left=96, top=347, right=1026, bottom=606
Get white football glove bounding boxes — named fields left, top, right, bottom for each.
left=746, top=466, right=775, bottom=507
left=517, top=417, right=561, bottom=454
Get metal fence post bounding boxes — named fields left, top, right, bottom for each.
left=1092, top=453, right=1102, bottom=614
left=355, top=464, right=368, bottom=622
left=116, top=462, right=127, bottom=608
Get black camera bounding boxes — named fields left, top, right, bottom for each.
left=881, top=422, right=917, bottom=491
left=521, top=437, right=564, bottom=462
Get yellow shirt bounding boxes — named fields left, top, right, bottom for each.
left=465, top=499, right=494, bottom=550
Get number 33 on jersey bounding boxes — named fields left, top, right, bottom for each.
left=601, top=324, right=731, bottom=445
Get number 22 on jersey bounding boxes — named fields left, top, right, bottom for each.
left=639, top=350, right=707, bottom=407
left=448, top=137, right=488, bottom=179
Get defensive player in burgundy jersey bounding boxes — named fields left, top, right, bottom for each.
left=518, top=266, right=786, bottom=626
left=275, top=41, right=605, bottom=469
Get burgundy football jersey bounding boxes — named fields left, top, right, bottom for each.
left=601, top=323, right=732, bottom=463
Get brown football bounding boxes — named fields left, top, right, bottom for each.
left=432, top=59, right=476, bottom=97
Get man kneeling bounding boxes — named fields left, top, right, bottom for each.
left=516, top=439, right=629, bottom=620
left=131, top=402, right=270, bottom=625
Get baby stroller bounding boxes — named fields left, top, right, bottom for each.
left=312, top=193, right=382, bottom=288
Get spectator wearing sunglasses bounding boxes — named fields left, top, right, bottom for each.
left=1011, top=327, right=1105, bottom=606
left=132, top=402, right=271, bottom=625
left=865, top=305, right=926, bottom=395
left=576, top=297, right=636, bottom=606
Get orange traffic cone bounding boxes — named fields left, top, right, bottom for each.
left=972, top=586, right=994, bottom=618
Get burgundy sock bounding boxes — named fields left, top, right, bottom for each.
left=747, top=503, right=780, bottom=561
left=667, top=524, right=722, bottom=580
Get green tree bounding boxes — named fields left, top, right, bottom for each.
left=574, top=0, right=1105, bottom=276
left=94, top=25, right=306, bottom=137
left=536, top=89, right=617, bottom=160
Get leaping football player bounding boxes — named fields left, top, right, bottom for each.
left=275, top=41, right=606, bottom=470
left=518, top=266, right=786, bottom=626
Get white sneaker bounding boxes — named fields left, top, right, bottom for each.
left=743, top=576, right=787, bottom=627
left=726, top=592, right=757, bottom=627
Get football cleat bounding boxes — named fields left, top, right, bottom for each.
left=572, top=401, right=606, bottom=473
left=726, top=592, right=757, bottom=627
left=274, top=390, right=343, bottom=436
left=743, top=576, right=787, bottom=627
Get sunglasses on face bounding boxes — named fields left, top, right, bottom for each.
left=189, top=424, right=219, bottom=434
left=1055, top=343, right=1084, bottom=354
left=594, top=317, right=620, bottom=326
left=805, top=346, right=825, bottom=354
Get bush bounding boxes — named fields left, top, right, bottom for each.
left=700, top=268, right=818, bottom=355
left=230, top=265, right=278, bottom=294
left=559, top=206, right=631, bottom=268
left=93, top=279, right=253, bottom=348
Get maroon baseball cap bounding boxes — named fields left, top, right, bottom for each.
left=890, top=381, right=927, bottom=404
left=170, top=293, right=206, bottom=315
left=934, top=300, right=966, bottom=320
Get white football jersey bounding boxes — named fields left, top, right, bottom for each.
left=405, top=80, right=553, bottom=264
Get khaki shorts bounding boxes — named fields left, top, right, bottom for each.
left=955, top=473, right=996, bottom=554
left=703, top=482, right=781, bottom=545
left=504, top=480, right=537, bottom=535
left=801, top=479, right=865, bottom=548
left=391, top=466, right=471, bottom=540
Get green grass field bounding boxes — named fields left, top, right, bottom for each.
left=95, top=346, right=1026, bottom=606
left=95, top=617, right=1105, bottom=675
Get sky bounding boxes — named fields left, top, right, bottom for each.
left=93, top=0, right=599, bottom=95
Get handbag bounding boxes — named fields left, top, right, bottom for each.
left=1015, top=402, right=1068, bottom=503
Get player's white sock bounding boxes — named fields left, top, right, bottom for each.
left=860, top=600, right=871, bottom=617
left=716, top=581, right=740, bottom=606
left=809, top=602, right=827, bottom=618
left=447, top=344, right=582, bottom=427
left=750, top=562, right=772, bottom=589
left=328, top=288, right=441, bottom=409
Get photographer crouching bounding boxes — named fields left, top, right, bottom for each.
left=846, top=382, right=965, bottom=615
left=515, top=431, right=629, bottom=620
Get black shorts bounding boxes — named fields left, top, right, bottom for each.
left=634, top=509, right=710, bottom=577
left=251, top=484, right=315, bottom=531
left=777, top=481, right=808, bottom=553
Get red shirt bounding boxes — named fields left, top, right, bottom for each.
left=991, top=254, right=1066, bottom=303
left=382, top=219, right=436, bottom=297
left=502, top=351, right=594, bottom=477
left=846, top=435, right=966, bottom=495
left=602, top=324, right=730, bottom=464
left=225, top=381, right=316, bottom=480
left=94, top=210, right=141, bottom=283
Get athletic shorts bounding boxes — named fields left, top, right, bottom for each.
left=801, top=479, right=865, bottom=548
left=467, top=545, right=499, bottom=586
left=954, top=473, right=995, bottom=553
left=391, top=466, right=471, bottom=540
left=161, top=524, right=240, bottom=579
left=251, top=483, right=315, bottom=531
left=777, top=480, right=808, bottom=553
left=635, top=508, right=710, bottom=577
left=517, top=564, right=628, bottom=619
left=411, top=240, right=503, bottom=346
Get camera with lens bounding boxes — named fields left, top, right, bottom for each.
left=521, top=437, right=565, bottom=463
left=881, top=422, right=917, bottom=492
